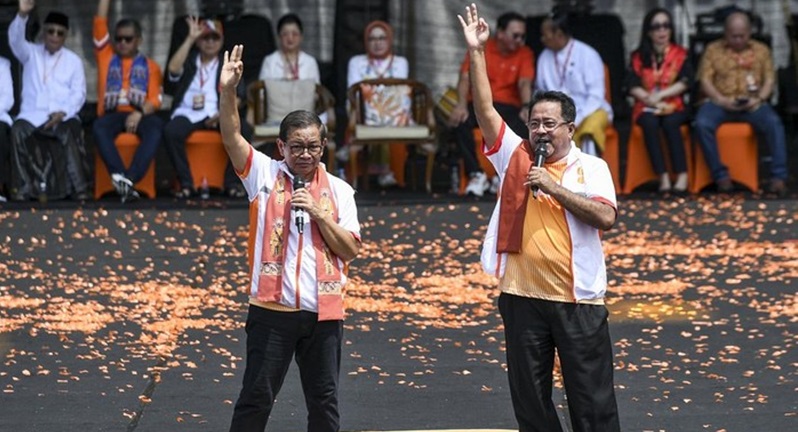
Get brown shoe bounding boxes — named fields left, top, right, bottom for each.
left=716, top=178, right=734, bottom=193
left=768, top=179, right=787, bottom=197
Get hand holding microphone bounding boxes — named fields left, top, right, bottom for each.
left=292, top=176, right=306, bottom=234
left=531, top=142, right=547, bottom=199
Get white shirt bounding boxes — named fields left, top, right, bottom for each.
left=8, top=14, right=86, bottom=126
left=259, top=50, right=320, bottom=83
left=347, top=54, right=408, bottom=87
left=241, top=150, right=360, bottom=312
left=0, top=56, right=13, bottom=125
left=169, top=56, right=220, bottom=123
left=535, top=38, right=613, bottom=125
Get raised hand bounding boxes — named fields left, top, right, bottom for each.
left=220, top=45, right=244, bottom=90
left=19, top=0, right=35, bottom=15
left=186, top=16, right=203, bottom=41
left=457, top=3, right=490, bottom=50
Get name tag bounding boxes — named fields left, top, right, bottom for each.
left=192, top=93, right=205, bottom=110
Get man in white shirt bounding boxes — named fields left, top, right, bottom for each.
left=8, top=0, right=88, bottom=201
left=535, top=11, right=612, bottom=157
left=0, top=56, right=13, bottom=202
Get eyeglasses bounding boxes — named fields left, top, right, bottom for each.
left=288, top=145, right=324, bottom=156
left=510, top=32, right=526, bottom=41
left=46, top=28, right=66, bottom=37
left=368, top=35, right=388, bottom=42
left=650, top=22, right=672, bottom=31
left=527, top=120, right=568, bottom=132
left=115, top=35, right=136, bottom=44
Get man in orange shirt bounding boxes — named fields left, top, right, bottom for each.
left=449, top=11, right=534, bottom=197
left=92, top=0, right=163, bottom=202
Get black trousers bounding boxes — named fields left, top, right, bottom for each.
left=229, top=305, right=343, bottom=432
left=454, top=102, right=527, bottom=175
left=0, top=121, right=9, bottom=192
left=636, top=111, right=689, bottom=175
left=498, top=293, right=621, bottom=432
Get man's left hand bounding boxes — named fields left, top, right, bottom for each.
left=43, top=111, right=65, bottom=130
left=125, top=110, right=143, bottom=133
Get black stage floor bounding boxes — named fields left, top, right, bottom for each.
left=0, top=191, right=796, bottom=431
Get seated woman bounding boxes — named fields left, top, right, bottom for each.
left=259, top=13, right=320, bottom=84
left=345, top=20, right=409, bottom=188
left=627, top=7, right=693, bottom=192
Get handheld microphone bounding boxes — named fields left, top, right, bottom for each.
left=532, top=143, right=547, bottom=199
left=292, top=176, right=306, bottom=234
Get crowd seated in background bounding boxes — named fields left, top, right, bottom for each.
left=92, top=0, right=163, bottom=203
left=449, top=11, right=534, bottom=197
left=0, top=56, right=12, bottom=202
left=626, top=7, right=692, bottom=193
left=8, top=3, right=89, bottom=202
left=535, top=9, right=612, bottom=158
left=342, top=20, right=410, bottom=188
left=693, top=10, right=788, bottom=196
left=163, top=17, right=246, bottom=199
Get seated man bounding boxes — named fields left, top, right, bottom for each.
left=92, top=0, right=163, bottom=202
left=0, top=55, right=12, bottom=202
left=535, top=10, right=612, bottom=157
left=8, top=1, right=89, bottom=201
left=694, top=10, right=788, bottom=195
left=163, top=17, right=246, bottom=199
left=449, top=11, right=534, bottom=197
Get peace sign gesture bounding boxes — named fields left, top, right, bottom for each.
left=220, top=45, right=244, bottom=90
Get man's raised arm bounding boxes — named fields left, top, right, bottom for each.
left=219, top=45, right=251, bottom=173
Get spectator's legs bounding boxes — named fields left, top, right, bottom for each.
left=661, top=111, right=689, bottom=174
left=743, top=104, right=789, bottom=181
left=163, top=116, right=202, bottom=190
left=57, top=118, right=91, bottom=198
left=9, top=119, right=37, bottom=199
left=454, top=104, right=480, bottom=175
left=0, top=121, right=10, bottom=197
left=693, top=102, right=731, bottom=182
left=637, top=113, right=667, bottom=175
left=128, top=114, right=164, bottom=183
left=92, top=112, right=128, bottom=176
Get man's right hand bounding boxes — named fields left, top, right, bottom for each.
left=448, top=104, right=469, bottom=126
left=220, top=45, right=244, bottom=91
left=458, top=3, right=490, bottom=51
left=19, top=0, right=34, bottom=15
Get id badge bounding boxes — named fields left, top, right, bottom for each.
left=118, top=88, right=130, bottom=106
left=192, top=93, right=205, bottom=110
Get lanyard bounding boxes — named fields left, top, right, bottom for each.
left=366, top=54, right=394, bottom=79
left=42, top=47, right=63, bottom=85
left=199, top=57, right=218, bottom=89
left=282, top=52, right=299, bottom=80
left=554, top=41, right=574, bottom=88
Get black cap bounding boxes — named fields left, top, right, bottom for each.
left=44, top=11, right=69, bottom=30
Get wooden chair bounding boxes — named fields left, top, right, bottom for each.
left=184, top=130, right=228, bottom=190
left=247, top=80, right=336, bottom=171
left=690, top=122, right=759, bottom=193
left=94, top=133, right=156, bottom=199
left=622, top=124, right=692, bottom=194
left=346, top=78, right=437, bottom=192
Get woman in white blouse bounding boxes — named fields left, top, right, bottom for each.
left=259, top=13, right=320, bottom=83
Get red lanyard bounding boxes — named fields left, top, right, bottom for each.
left=199, top=58, right=218, bottom=89
left=283, top=53, right=299, bottom=80
left=554, top=41, right=574, bottom=88
left=367, top=54, right=394, bottom=79
left=42, top=47, right=63, bottom=84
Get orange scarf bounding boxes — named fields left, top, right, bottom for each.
left=497, top=131, right=535, bottom=253
left=257, top=169, right=344, bottom=321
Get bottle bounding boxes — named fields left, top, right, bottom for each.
left=450, top=164, right=460, bottom=194
left=38, top=181, right=47, bottom=203
left=199, top=176, right=210, bottom=200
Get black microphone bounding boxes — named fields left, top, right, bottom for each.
left=292, top=176, right=306, bottom=234
left=532, top=143, right=547, bottom=199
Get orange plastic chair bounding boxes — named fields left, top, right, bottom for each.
left=690, top=122, right=758, bottom=193
left=94, top=133, right=156, bottom=199
left=622, top=124, right=692, bottom=194
left=601, top=64, right=622, bottom=194
left=184, top=130, right=228, bottom=190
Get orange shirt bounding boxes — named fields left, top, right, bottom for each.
left=93, top=16, right=162, bottom=116
left=499, top=159, right=575, bottom=302
left=460, top=38, right=535, bottom=106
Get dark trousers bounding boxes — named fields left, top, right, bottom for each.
left=93, top=112, right=164, bottom=183
left=498, top=293, right=620, bottom=432
left=0, top=121, right=9, bottom=192
left=163, top=116, right=241, bottom=190
left=230, top=305, right=343, bottom=432
left=10, top=118, right=89, bottom=199
left=694, top=101, right=788, bottom=181
left=454, top=103, right=527, bottom=175
left=637, top=111, right=689, bottom=175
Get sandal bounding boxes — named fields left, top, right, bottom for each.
left=226, top=186, right=247, bottom=198
left=174, top=187, right=194, bottom=199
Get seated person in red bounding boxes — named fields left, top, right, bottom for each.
left=92, top=0, right=163, bottom=202
left=449, top=11, right=534, bottom=197
left=627, top=7, right=692, bottom=193
left=163, top=17, right=248, bottom=199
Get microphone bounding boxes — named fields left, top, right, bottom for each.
left=532, top=143, right=547, bottom=199
left=292, top=176, right=306, bottom=234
